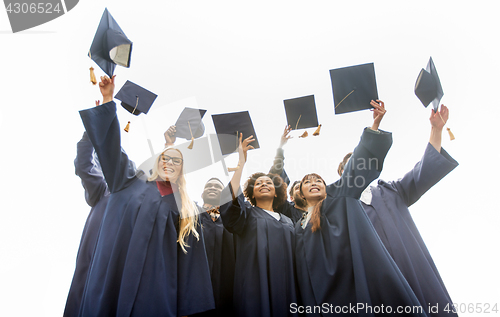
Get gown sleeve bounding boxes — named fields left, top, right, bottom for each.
left=329, top=127, right=393, bottom=198
left=75, top=131, right=109, bottom=207
left=219, top=185, right=249, bottom=235
left=389, top=143, right=458, bottom=207
left=268, top=148, right=290, bottom=185
left=79, top=101, right=137, bottom=194
left=268, top=148, right=302, bottom=223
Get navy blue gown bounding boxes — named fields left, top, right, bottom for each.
left=269, top=147, right=305, bottom=225
left=295, top=128, right=427, bottom=316
left=194, top=210, right=236, bottom=316
left=79, top=101, right=214, bottom=317
left=362, top=144, right=458, bottom=317
left=219, top=188, right=298, bottom=317
left=64, top=132, right=109, bottom=317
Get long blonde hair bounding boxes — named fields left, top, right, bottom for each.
left=148, top=147, right=199, bottom=253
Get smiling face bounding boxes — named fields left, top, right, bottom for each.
left=202, top=178, right=224, bottom=206
left=252, top=176, right=276, bottom=202
left=157, top=149, right=183, bottom=183
left=300, top=174, right=326, bottom=204
left=291, top=182, right=307, bottom=209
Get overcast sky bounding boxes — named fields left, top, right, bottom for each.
left=1, top=1, right=499, bottom=316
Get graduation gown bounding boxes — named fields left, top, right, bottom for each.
left=362, top=144, right=458, bottom=317
left=219, top=188, right=298, bottom=317
left=64, top=132, right=110, bottom=317
left=79, top=101, right=214, bottom=317
left=295, top=128, right=427, bottom=316
left=194, top=211, right=236, bottom=317
left=269, top=148, right=304, bottom=225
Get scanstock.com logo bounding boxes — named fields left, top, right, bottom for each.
left=3, top=0, right=78, bottom=33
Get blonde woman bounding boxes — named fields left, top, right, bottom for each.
left=78, top=75, right=214, bottom=317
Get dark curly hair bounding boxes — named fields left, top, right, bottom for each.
left=244, top=172, right=287, bottom=211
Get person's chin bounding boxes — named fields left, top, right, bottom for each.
left=306, top=192, right=323, bottom=200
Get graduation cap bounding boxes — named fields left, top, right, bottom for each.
left=114, top=80, right=158, bottom=132
left=212, top=111, right=260, bottom=171
left=330, top=63, right=378, bottom=115
left=415, top=57, right=454, bottom=140
left=414, top=57, right=444, bottom=112
left=174, top=107, right=207, bottom=149
left=88, top=8, right=132, bottom=80
left=284, top=95, right=321, bottom=138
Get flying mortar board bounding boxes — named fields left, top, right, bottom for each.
left=212, top=111, right=260, bottom=156
left=115, top=80, right=158, bottom=132
left=330, top=62, right=379, bottom=115
left=88, top=8, right=133, bottom=78
left=115, top=80, right=158, bottom=115
left=284, top=95, right=321, bottom=137
left=414, top=57, right=444, bottom=112
left=415, top=57, right=454, bottom=140
left=174, top=108, right=207, bottom=149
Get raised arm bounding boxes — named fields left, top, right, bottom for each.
left=79, top=75, right=137, bottom=193
left=330, top=100, right=392, bottom=198
left=268, top=125, right=292, bottom=185
left=164, top=125, right=176, bottom=147
left=429, top=104, right=449, bottom=153
left=75, top=131, right=109, bottom=207
left=219, top=134, right=255, bottom=234
left=390, top=105, right=458, bottom=206
left=229, top=133, right=254, bottom=198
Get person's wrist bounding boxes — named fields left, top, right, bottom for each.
left=102, top=94, right=113, bottom=103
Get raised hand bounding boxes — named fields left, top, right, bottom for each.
left=279, top=125, right=292, bottom=149
left=429, top=104, right=449, bottom=130
left=164, top=125, right=176, bottom=146
left=238, top=133, right=255, bottom=167
left=99, top=75, right=116, bottom=103
left=371, top=100, right=386, bottom=131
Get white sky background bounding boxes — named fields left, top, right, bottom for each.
left=1, top=1, right=499, bottom=316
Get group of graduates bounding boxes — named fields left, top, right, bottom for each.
left=64, top=74, right=458, bottom=317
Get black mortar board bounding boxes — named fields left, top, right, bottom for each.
left=89, top=8, right=132, bottom=77
left=212, top=111, right=260, bottom=155
left=330, top=62, right=378, bottom=114
left=174, top=107, right=207, bottom=140
left=414, top=57, right=443, bottom=111
left=284, top=95, right=319, bottom=130
left=115, top=80, right=157, bottom=115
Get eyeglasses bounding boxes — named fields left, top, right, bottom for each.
left=160, top=154, right=183, bottom=166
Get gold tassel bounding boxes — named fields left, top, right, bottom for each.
left=313, top=124, right=322, bottom=136
left=124, top=121, right=131, bottom=132
left=299, top=131, right=308, bottom=138
left=438, top=111, right=455, bottom=141
left=447, top=127, right=455, bottom=141
left=187, top=137, right=194, bottom=149
left=90, top=67, right=97, bottom=85
left=186, top=121, right=195, bottom=149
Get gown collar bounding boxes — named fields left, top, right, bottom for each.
left=156, top=181, right=178, bottom=196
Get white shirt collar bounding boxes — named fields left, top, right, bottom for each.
left=360, top=186, right=372, bottom=205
